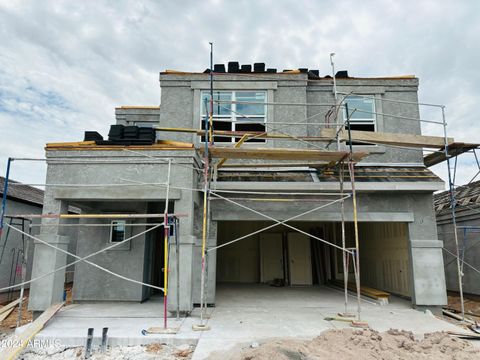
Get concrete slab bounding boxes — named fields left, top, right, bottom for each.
left=32, top=284, right=466, bottom=359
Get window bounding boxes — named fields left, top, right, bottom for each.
left=200, top=91, right=266, bottom=143
left=110, top=220, right=126, bottom=243
left=343, top=95, right=376, bottom=145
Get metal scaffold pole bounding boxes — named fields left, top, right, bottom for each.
left=193, top=42, right=213, bottom=331
left=442, top=106, right=465, bottom=321
left=339, top=163, right=351, bottom=317
left=163, top=159, right=172, bottom=329
left=345, top=103, right=363, bottom=322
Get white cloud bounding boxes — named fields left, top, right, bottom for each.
left=0, top=0, right=479, bottom=186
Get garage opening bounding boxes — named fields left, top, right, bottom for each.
left=216, top=221, right=411, bottom=298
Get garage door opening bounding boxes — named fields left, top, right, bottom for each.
left=215, top=221, right=412, bottom=299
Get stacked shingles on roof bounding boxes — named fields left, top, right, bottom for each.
left=0, top=176, right=44, bottom=206
left=434, top=180, right=480, bottom=214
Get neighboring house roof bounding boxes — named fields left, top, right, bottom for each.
left=0, top=176, right=44, bottom=206
left=218, top=166, right=443, bottom=183
left=434, top=180, right=480, bottom=214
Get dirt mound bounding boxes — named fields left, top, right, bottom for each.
left=211, top=328, right=480, bottom=360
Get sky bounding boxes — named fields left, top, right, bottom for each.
left=0, top=0, right=479, bottom=189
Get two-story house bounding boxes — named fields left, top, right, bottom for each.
left=27, top=63, right=447, bottom=316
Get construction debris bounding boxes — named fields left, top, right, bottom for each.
left=330, top=280, right=390, bottom=304
left=17, top=343, right=195, bottom=360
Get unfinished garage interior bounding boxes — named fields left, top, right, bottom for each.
left=216, top=221, right=411, bottom=297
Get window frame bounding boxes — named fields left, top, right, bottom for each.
left=110, top=220, right=127, bottom=243
left=342, top=95, right=377, bottom=146
left=342, top=95, right=376, bottom=125
left=200, top=90, right=267, bottom=143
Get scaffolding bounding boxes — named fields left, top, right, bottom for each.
left=435, top=147, right=480, bottom=321
left=0, top=52, right=479, bottom=337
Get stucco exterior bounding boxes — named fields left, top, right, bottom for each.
left=28, top=68, right=447, bottom=314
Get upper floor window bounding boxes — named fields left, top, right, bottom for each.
left=342, top=95, right=376, bottom=132
left=200, top=91, right=266, bottom=143
left=343, top=95, right=376, bottom=145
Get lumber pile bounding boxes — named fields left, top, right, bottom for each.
left=330, top=280, right=390, bottom=304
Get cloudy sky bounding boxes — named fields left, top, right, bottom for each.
left=0, top=0, right=479, bottom=188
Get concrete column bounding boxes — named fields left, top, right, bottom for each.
left=407, top=195, right=447, bottom=307
left=29, top=198, right=70, bottom=311
left=168, top=189, right=196, bottom=314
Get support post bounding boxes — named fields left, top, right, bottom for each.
left=345, top=103, right=362, bottom=322
left=163, top=159, right=172, bottom=329
left=442, top=106, right=465, bottom=321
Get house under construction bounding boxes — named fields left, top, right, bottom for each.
left=3, top=61, right=473, bottom=321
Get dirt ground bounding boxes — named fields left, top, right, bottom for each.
left=448, top=291, right=480, bottom=319
left=0, top=292, right=33, bottom=336
left=210, top=328, right=480, bottom=360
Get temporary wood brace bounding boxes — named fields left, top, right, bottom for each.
left=199, top=146, right=368, bottom=162
left=217, top=134, right=249, bottom=168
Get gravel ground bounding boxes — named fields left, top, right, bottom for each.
left=1, top=335, right=194, bottom=360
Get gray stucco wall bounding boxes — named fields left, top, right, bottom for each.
left=72, top=202, right=148, bottom=302
left=437, top=208, right=480, bottom=296
left=159, top=73, right=423, bottom=164
left=0, top=199, right=40, bottom=296
left=29, top=149, right=202, bottom=312
left=115, top=107, right=160, bottom=127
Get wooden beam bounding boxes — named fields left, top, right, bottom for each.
left=0, top=308, right=14, bottom=324
left=46, top=141, right=194, bottom=151
left=0, top=297, right=25, bottom=315
left=424, top=142, right=480, bottom=167
left=199, top=146, right=368, bottom=162
left=156, top=126, right=455, bottom=149
left=0, top=302, right=64, bottom=360
left=320, top=128, right=454, bottom=148
left=217, top=134, right=250, bottom=169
